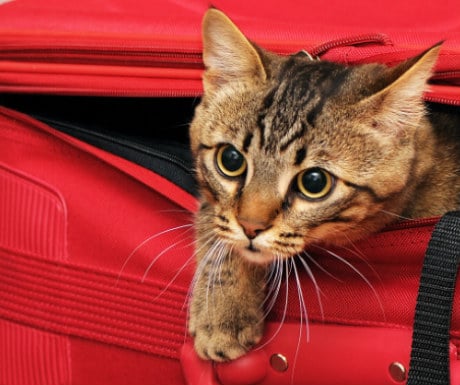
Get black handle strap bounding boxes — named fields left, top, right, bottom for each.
left=407, top=211, right=460, bottom=385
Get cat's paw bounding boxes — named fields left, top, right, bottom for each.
left=189, top=310, right=264, bottom=362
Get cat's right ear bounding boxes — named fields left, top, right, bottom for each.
left=202, top=9, right=267, bottom=92
left=357, top=44, right=441, bottom=138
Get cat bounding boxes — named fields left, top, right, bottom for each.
left=188, top=8, right=460, bottom=362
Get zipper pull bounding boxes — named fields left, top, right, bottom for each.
left=310, top=33, right=392, bottom=58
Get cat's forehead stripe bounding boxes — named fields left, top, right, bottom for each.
left=294, top=147, right=307, bottom=166
left=242, top=132, right=253, bottom=153
left=279, top=121, right=307, bottom=152
left=257, top=89, right=277, bottom=148
left=258, top=58, right=351, bottom=153
left=305, top=68, right=350, bottom=126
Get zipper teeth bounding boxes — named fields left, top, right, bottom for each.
left=0, top=48, right=202, bottom=58
left=381, top=217, right=439, bottom=232
left=36, top=117, right=192, bottom=173
left=0, top=47, right=199, bottom=54
left=0, top=48, right=203, bottom=67
left=432, top=70, right=460, bottom=80
left=98, top=135, right=191, bottom=173
left=424, top=95, right=460, bottom=106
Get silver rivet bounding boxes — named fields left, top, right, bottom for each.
left=389, top=362, right=407, bottom=382
left=270, top=353, right=288, bottom=372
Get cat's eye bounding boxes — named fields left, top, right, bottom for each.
left=216, top=144, right=247, bottom=178
left=296, top=168, right=334, bottom=200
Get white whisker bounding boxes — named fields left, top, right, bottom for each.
left=256, top=257, right=289, bottom=351
left=184, top=232, right=220, bottom=312
left=190, top=239, right=222, bottom=320
left=141, top=234, right=192, bottom=282
left=380, top=209, right=414, bottom=221
left=205, top=240, right=227, bottom=315
left=291, top=259, right=309, bottom=383
left=214, top=241, right=230, bottom=297
left=338, top=236, right=385, bottom=289
left=296, top=255, right=324, bottom=321
left=291, top=259, right=310, bottom=341
left=117, top=223, right=193, bottom=283
left=317, top=246, right=386, bottom=321
left=301, top=251, right=343, bottom=283
left=260, top=256, right=283, bottom=319
left=151, top=252, right=196, bottom=302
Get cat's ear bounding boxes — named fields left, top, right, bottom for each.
left=361, top=43, right=441, bottom=136
left=202, top=8, right=266, bottom=92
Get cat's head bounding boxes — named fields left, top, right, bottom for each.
left=190, top=9, right=441, bottom=265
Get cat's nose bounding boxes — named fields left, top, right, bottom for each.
left=238, top=218, right=270, bottom=240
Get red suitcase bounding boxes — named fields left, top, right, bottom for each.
left=1, top=1, right=460, bottom=385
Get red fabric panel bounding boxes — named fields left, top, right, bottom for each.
left=0, top=164, right=67, bottom=260
left=0, top=0, right=458, bottom=46
left=0, top=132, right=71, bottom=385
left=0, top=320, right=70, bottom=385
left=71, top=337, right=185, bottom=385
left=274, top=220, right=438, bottom=327
left=0, top=249, right=189, bottom=359
left=0, top=106, right=194, bottom=384
left=0, top=0, right=459, bottom=100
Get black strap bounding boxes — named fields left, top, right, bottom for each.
left=407, top=211, right=460, bottom=385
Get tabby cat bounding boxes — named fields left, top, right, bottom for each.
left=188, top=8, right=460, bottom=361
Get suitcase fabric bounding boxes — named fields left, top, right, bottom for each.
left=1, top=1, right=460, bottom=384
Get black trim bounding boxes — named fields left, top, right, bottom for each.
left=407, top=211, right=460, bottom=385
left=40, top=117, right=198, bottom=196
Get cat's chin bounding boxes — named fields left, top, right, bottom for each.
left=234, top=246, right=288, bottom=265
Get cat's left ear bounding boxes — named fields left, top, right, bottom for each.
left=360, top=43, right=441, bottom=135
left=201, top=9, right=267, bottom=92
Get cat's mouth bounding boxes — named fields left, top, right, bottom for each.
left=236, top=246, right=274, bottom=265
left=234, top=241, right=292, bottom=265
left=217, top=227, right=301, bottom=264
left=247, top=241, right=259, bottom=253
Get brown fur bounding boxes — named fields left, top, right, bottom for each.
left=189, top=9, right=460, bottom=361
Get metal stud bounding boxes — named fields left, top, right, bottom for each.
left=389, top=362, right=407, bottom=382
left=270, top=353, right=289, bottom=372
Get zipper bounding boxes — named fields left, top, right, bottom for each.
left=432, top=70, right=460, bottom=83
left=33, top=115, right=198, bottom=196
left=426, top=71, right=460, bottom=105
left=381, top=216, right=440, bottom=232
left=0, top=33, right=203, bottom=68
left=306, top=37, right=460, bottom=106
left=0, top=33, right=204, bottom=97
left=40, top=117, right=192, bottom=173
left=0, top=46, right=203, bottom=69
left=425, top=86, right=460, bottom=106
left=0, top=48, right=203, bottom=68
left=425, top=94, right=460, bottom=106
left=1, top=32, right=459, bottom=103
